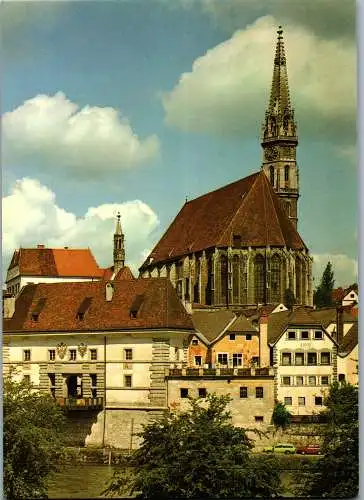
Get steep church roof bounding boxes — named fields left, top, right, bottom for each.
left=140, top=170, right=307, bottom=270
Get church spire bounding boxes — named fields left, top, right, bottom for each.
left=261, top=26, right=299, bottom=229
left=113, top=212, right=125, bottom=274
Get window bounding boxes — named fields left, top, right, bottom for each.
left=217, top=353, right=228, bottom=366
left=198, top=388, right=207, bottom=398
left=270, top=254, right=281, bottom=303
left=298, top=397, right=305, bottom=406
left=307, top=352, right=317, bottom=365
left=300, top=331, right=309, bottom=340
left=90, top=349, right=97, bottom=361
left=232, top=353, right=242, bottom=367
left=48, top=373, right=55, bottom=397
left=229, top=334, right=236, bottom=340
left=180, top=388, right=189, bottom=398
left=296, top=376, right=304, bottom=386
left=308, top=376, right=316, bottom=386
left=338, top=374, right=346, bottom=382
left=48, top=349, right=56, bottom=361
left=270, top=165, right=275, bottom=186
left=284, top=397, right=292, bottom=406
left=321, top=376, right=329, bottom=386
left=232, top=255, right=240, bottom=303
left=254, top=255, right=265, bottom=303
left=124, top=349, right=133, bottom=360
left=252, top=356, right=259, bottom=365
left=256, top=387, right=264, bottom=398
left=314, top=331, right=323, bottom=340
left=288, top=331, right=296, bottom=340
left=23, top=350, right=31, bottom=362
left=240, top=387, right=248, bottom=398
left=315, top=396, right=323, bottom=406
left=255, top=416, right=264, bottom=422
left=23, top=374, right=31, bottom=384
left=194, top=356, right=202, bottom=366
left=282, top=353, right=292, bottom=365
left=191, top=339, right=199, bottom=345
left=124, top=375, right=132, bottom=388
left=90, top=374, right=97, bottom=398
left=321, top=352, right=330, bottom=365
left=69, top=349, right=76, bottom=361
left=220, top=255, right=228, bottom=303
left=282, top=376, right=291, bottom=385
left=284, top=165, right=289, bottom=182
left=246, top=334, right=252, bottom=340
left=295, top=352, right=304, bottom=365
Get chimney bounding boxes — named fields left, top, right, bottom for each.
left=3, top=292, right=15, bottom=319
left=259, top=313, right=270, bottom=367
left=37, top=244, right=45, bottom=249
left=336, top=306, right=344, bottom=345
left=105, top=282, right=114, bottom=302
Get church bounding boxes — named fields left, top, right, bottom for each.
left=139, top=27, right=313, bottom=308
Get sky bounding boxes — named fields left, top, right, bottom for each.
left=1, top=0, right=358, bottom=288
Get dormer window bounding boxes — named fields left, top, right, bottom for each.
left=31, top=313, right=39, bottom=322
left=76, top=297, right=92, bottom=321
left=31, top=297, right=46, bottom=322
left=77, top=312, right=84, bottom=321
left=130, top=294, right=144, bottom=319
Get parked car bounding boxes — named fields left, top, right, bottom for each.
left=263, top=443, right=296, bottom=454
left=296, top=444, right=321, bottom=455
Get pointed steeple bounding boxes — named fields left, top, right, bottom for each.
left=261, top=27, right=299, bottom=230
left=113, top=212, right=125, bottom=274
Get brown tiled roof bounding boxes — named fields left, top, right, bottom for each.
left=339, top=323, right=358, bottom=356
left=310, top=307, right=357, bottom=328
left=191, top=310, right=235, bottom=342
left=8, top=248, right=103, bottom=278
left=140, top=171, right=307, bottom=269
left=4, top=279, right=193, bottom=333
left=227, top=314, right=257, bottom=333
left=102, top=266, right=135, bottom=281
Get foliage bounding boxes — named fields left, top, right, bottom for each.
left=4, top=376, right=65, bottom=499
left=272, top=401, right=291, bottom=429
left=296, top=381, right=358, bottom=498
left=283, top=288, right=295, bottom=310
left=314, top=261, right=335, bottom=308
left=105, top=394, right=281, bottom=498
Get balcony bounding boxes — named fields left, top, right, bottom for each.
left=56, top=397, right=103, bottom=410
left=166, top=366, right=274, bottom=378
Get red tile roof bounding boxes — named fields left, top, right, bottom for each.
left=140, top=171, right=307, bottom=269
left=8, top=248, right=103, bottom=278
left=102, top=266, right=135, bottom=281
left=4, top=279, right=194, bottom=333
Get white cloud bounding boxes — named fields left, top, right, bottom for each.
left=312, top=253, right=358, bottom=288
left=162, top=16, right=355, bottom=142
left=2, top=92, right=160, bottom=177
left=335, top=145, right=357, bottom=166
left=2, top=178, right=160, bottom=276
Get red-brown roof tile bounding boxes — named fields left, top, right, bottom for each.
left=102, top=266, right=135, bottom=281
left=4, top=279, right=194, bottom=333
left=8, top=248, right=103, bottom=278
left=140, top=171, right=307, bottom=269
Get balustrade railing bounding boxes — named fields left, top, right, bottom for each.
left=166, top=366, right=274, bottom=377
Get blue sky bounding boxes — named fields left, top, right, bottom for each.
left=2, top=0, right=357, bottom=287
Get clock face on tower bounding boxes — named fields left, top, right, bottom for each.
left=265, top=146, right=279, bottom=161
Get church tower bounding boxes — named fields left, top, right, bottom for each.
left=261, top=26, right=299, bottom=228
left=113, top=212, right=125, bottom=274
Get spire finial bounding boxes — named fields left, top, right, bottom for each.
left=277, top=25, right=283, bottom=37
left=115, top=211, right=122, bottom=235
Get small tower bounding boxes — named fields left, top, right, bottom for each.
left=261, top=26, right=299, bottom=228
left=113, top=212, right=125, bottom=274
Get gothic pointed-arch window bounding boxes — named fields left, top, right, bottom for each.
left=206, top=256, right=214, bottom=305
left=254, top=255, right=265, bottom=304
left=194, top=259, right=200, bottom=303
left=271, top=254, right=281, bottom=303
left=284, top=165, right=289, bottom=183
left=301, top=260, right=307, bottom=305
left=295, top=257, right=302, bottom=303
left=232, top=255, right=239, bottom=303
left=270, top=166, right=275, bottom=186
left=220, top=255, right=228, bottom=304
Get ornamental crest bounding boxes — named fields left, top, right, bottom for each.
left=56, top=342, right=67, bottom=360
left=78, top=342, right=87, bottom=358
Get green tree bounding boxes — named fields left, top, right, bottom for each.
left=297, top=381, right=358, bottom=498
left=283, top=288, right=295, bottom=310
left=4, top=376, right=65, bottom=499
left=314, top=261, right=335, bottom=308
left=105, top=394, right=281, bottom=498
left=272, top=401, right=291, bottom=430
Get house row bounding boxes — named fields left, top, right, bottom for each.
left=3, top=274, right=358, bottom=448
